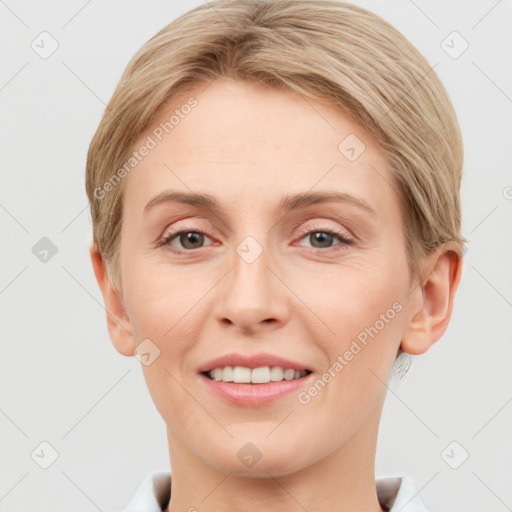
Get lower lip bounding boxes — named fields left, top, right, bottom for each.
left=198, top=372, right=314, bottom=406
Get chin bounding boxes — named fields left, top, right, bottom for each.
left=199, top=438, right=312, bottom=479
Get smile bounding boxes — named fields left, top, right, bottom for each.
left=203, top=365, right=312, bottom=384
left=199, top=367, right=315, bottom=407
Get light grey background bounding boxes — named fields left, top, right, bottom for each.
left=1, top=1, right=511, bottom=511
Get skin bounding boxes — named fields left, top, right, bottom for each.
left=91, top=77, right=462, bottom=512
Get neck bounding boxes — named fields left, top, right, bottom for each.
left=164, top=402, right=386, bottom=512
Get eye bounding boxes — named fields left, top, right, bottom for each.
left=157, top=224, right=354, bottom=254
left=158, top=229, right=214, bottom=252
left=296, top=226, right=353, bottom=252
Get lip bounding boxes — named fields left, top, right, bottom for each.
left=198, top=371, right=315, bottom=407
left=196, top=352, right=313, bottom=374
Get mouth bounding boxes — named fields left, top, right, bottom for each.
left=201, top=366, right=313, bottom=384
left=198, top=365, right=315, bottom=406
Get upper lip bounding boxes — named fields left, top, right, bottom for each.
left=197, top=352, right=313, bottom=373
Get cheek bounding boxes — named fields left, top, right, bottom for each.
left=307, top=259, right=405, bottom=328
left=304, top=262, right=407, bottom=378
left=121, top=248, right=201, bottom=336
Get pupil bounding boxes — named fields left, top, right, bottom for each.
left=311, top=232, right=332, bottom=248
left=178, top=232, right=333, bottom=250
left=181, top=232, right=203, bottom=249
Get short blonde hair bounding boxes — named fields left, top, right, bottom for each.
left=86, top=0, right=465, bottom=288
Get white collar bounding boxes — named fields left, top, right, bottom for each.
left=122, top=471, right=427, bottom=512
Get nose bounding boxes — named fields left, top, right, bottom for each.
left=214, top=240, right=290, bottom=334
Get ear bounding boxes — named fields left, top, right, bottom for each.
left=89, top=241, right=135, bottom=357
left=401, top=243, right=463, bottom=355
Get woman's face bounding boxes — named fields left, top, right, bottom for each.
left=117, top=77, right=421, bottom=476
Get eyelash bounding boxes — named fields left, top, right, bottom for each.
left=157, top=223, right=354, bottom=254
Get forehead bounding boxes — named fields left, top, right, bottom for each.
left=124, top=77, right=398, bottom=216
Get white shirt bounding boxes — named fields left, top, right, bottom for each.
left=120, top=471, right=427, bottom=512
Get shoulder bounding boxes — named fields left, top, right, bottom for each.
left=118, top=471, right=172, bottom=512
left=376, top=475, right=428, bottom=512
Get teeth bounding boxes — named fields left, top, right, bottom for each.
left=270, top=366, right=283, bottom=381
left=207, top=366, right=309, bottom=384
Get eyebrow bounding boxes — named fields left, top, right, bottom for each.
left=143, top=190, right=376, bottom=216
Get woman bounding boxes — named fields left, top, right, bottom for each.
left=86, top=1, right=464, bottom=510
